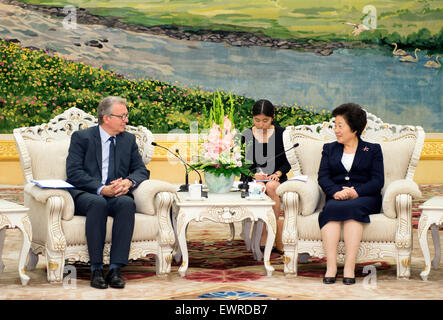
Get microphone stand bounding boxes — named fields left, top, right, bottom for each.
left=151, top=142, right=206, bottom=196
left=175, top=149, right=189, bottom=192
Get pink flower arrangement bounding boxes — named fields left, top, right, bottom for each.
left=191, top=92, right=251, bottom=178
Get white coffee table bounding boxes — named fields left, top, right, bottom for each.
left=0, top=199, right=32, bottom=285
left=173, top=191, right=276, bottom=277
left=418, top=196, right=443, bottom=281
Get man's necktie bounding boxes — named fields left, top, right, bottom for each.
left=106, top=136, right=116, bottom=184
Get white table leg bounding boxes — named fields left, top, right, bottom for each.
left=418, top=215, right=432, bottom=281
left=15, top=215, right=31, bottom=286
left=177, top=215, right=192, bottom=277
left=430, top=224, right=441, bottom=269
left=262, top=218, right=276, bottom=277
left=0, top=228, right=5, bottom=274
left=251, top=220, right=264, bottom=261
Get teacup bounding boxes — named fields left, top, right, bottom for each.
left=188, top=183, right=202, bottom=200
left=248, top=182, right=266, bottom=199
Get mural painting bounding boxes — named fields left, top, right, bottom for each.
left=0, top=0, right=442, bottom=133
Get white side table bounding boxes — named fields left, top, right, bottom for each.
left=173, top=192, right=276, bottom=277
left=418, top=196, right=443, bottom=281
left=0, top=199, right=32, bottom=285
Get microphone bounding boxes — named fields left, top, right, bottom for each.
left=151, top=142, right=203, bottom=193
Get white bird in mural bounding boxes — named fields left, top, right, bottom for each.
left=400, top=48, right=421, bottom=62
left=344, top=22, right=370, bottom=36
left=424, top=56, right=441, bottom=69
left=391, top=43, right=408, bottom=56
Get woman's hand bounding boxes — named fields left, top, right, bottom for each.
left=254, top=173, right=268, bottom=181
left=342, top=186, right=359, bottom=200
left=333, top=186, right=359, bottom=200
left=268, top=171, right=282, bottom=181
left=333, top=189, right=348, bottom=200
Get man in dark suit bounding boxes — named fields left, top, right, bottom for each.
left=66, top=96, right=150, bottom=289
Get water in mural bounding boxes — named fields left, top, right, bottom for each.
left=0, top=1, right=442, bottom=131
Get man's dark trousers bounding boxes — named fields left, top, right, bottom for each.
left=73, top=192, right=135, bottom=265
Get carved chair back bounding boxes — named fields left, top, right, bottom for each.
left=13, top=107, right=154, bottom=184
left=283, top=111, right=425, bottom=194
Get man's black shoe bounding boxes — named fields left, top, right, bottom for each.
left=106, top=268, right=125, bottom=289
left=91, top=269, right=108, bottom=289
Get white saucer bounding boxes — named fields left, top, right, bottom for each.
left=245, top=195, right=266, bottom=200
left=185, top=196, right=207, bottom=201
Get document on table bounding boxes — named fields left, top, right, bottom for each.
left=254, top=175, right=308, bottom=183
left=31, top=179, right=75, bottom=189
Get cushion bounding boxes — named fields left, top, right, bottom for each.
left=379, top=138, right=415, bottom=194
left=62, top=213, right=159, bottom=245
left=25, top=139, right=71, bottom=180
left=276, top=178, right=321, bottom=216
left=133, top=179, right=178, bottom=216
left=291, top=138, right=324, bottom=178
left=296, top=211, right=397, bottom=242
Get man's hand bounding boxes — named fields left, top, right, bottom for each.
left=111, top=178, right=133, bottom=197
left=100, top=178, right=133, bottom=197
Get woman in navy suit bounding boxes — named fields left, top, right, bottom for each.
left=318, top=103, right=384, bottom=285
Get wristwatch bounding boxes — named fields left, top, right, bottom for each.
left=127, top=178, right=137, bottom=191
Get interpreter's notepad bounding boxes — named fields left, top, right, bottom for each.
left=287, top=175, right=308, bottom=182
left=31, top=179, right=74, bottom=189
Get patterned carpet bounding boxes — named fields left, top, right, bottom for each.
left=0, top=185, right=442, bottom=300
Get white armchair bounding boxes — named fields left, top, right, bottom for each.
left=277, top=112, right=425, bottom=279
left=13, top=107, right=177, bottom=283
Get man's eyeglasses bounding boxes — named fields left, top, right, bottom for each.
left=110, top=113, right=129, bottom=121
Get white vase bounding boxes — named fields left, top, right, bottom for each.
left=204, top=172, right=235, bottom=193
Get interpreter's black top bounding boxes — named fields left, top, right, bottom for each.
left=241, top=126, right=291, bottom=183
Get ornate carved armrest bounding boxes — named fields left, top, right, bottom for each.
left=24, top=183, right=75, bottom=221
left=132, top=180, right=177, bottom=246
left=276, top=177, right=322, bottom=216
left=382, top=179, right=422, bottom=219
left=23, top=183, right=68, bottom=252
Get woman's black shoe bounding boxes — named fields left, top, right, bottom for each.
left=322, top=277, right=336, bottom=284
left=343, top=277, right=356, bottom=285
left=260, top=246, right=284, bottom=255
